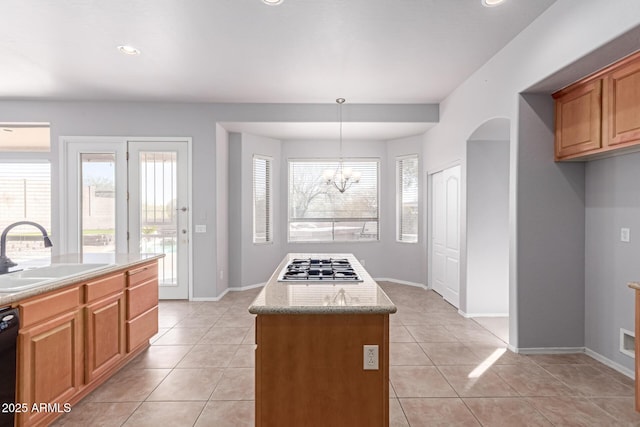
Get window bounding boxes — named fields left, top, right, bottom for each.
left=288, top=159, right=379, bottom=242
left=397, top=155, right=418, bottom=243
left=0, top=123, right=50, bottom=152
left=253, top=155, right=273, bottom=243
left=0, top=162, right=52, bottom=263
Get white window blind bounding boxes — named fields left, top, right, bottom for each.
left=397, top=155, right=418, bottom=243
left=253, top=155, right=272, bottom=243
left=0, top=162, right=52, bottom=262
left=288, top=159, right=379, bottom=242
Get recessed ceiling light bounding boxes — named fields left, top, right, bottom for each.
left=262, top=0, right=283, bottom=5
left=482, top=0, right=506, bottom=6
left=117, top=45, right=141, bottom=55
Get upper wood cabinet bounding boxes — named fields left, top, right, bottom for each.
left=553, top=50, right=640, bottom=161
left=553, top=79, right=602, bottom=160
left=605, top=54, right=640, bottom=147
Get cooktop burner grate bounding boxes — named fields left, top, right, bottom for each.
left=278, top=258, right=362, bottom=282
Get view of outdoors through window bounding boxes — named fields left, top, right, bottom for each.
left=81, top=153, right=116, bottom=254
left=289, top=159, right=379, bottom=242
left=139, top=151, right=178, bottom=285
left=253, top=155, right=272, bottom=243
left=0, top=163, right=52, bottom=263
left=398, top=156, right=419, bottom=242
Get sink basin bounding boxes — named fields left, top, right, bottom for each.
left=0, top=277, right=55, bottom=292
left=14, top=263, right=110, bottom=279
left=0, top=263, right=111, bottom=293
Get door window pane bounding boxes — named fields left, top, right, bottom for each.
left=81, top=153, right=116, bottom=254
left=139, top=152, right=178, bottom=286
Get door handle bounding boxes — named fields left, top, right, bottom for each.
left=177, top=207, right=188, bottom=212
left=182, top=229, right=187, bottom=234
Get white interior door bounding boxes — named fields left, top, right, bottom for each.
left=128, top=141, right=189, bottom=299
left=431, top=165, right=461, bottom=307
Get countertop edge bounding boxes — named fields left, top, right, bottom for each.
left=248, top=305, right=398, bottom=315
left=0, top=254, right=164, bottom=306
left=628, top=282, right=640, bottom=290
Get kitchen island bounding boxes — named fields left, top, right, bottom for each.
left=0, top=253, right=162, bottom=427
left=249, top=253, right=396, bottom=427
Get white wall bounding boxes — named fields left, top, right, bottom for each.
left=422, top=0, right=640, bottom=349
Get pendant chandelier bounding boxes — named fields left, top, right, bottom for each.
left=322, top=98, right=361, bottom=193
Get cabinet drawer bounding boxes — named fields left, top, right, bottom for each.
left=126, top=306, right=158, bottom=352
left=127, top=279, right=158, bottom=320
left=85, top=272, right=125, bottom=303
left=127, top=262, right=158, bottom=288
left=19, top=286, right=82, bottom=328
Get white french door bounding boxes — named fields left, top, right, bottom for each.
left=128, top=141, right=189, bottom=299
left=63, top=138, right=190, bottom=299
left=430, top=165, right=461, bottom=308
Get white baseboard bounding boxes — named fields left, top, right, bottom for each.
left=374, top=277, right=427, bottom=289
left=584, top=347, right=634, bottom=379
left=514, top=346, right=634, bottom=379
left=514, top=346, right=585, bottom=355
left=191, top=282, right=265, bottom=302
left=458, top=310, right=509, bottom=318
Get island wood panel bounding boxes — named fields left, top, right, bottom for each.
left=17, top=309, right=83, bottom=427
left=255, top=313, right=389, bottom=427
left=85, top=291, right=126, bottom=382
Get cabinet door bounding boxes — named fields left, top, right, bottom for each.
left=606, top=56, right=640, bottom=147
left=554, top=79, right=602, bottom=160
left=17, top=310, right=83, bottom=426
left=85, top=292, right=126, bottom=382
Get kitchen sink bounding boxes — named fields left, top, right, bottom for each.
left=14, top=263, right=110, bottom=279
left=0, top=263, right=111, bottom=293
left=0, top=277, right=55, bottom=292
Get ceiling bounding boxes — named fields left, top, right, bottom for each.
left=0, top=0, right=557, bottom=104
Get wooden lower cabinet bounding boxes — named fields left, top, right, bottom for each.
left=255, top=314, right=390, bottom=427
left=14, top=260, right=160, bottom=426
left=85, top=292, right=125, bottom=382
left=17, top=307, right=83, bottom=427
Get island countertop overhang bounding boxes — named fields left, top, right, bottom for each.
left=248, top=253, right=397, bottom=315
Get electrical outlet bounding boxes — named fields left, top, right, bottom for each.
left=621, top=227, right=631, bottom=242
left=195, top=224, right=207, bottom=233
left=363, top=345, right=379, bottom=370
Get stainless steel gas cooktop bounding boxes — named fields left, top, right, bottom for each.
left=277, top=258, right=362, bottom=282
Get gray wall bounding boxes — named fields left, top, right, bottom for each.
left=585, top=152, right=640, bottom=372
left=0, top=101, right=435, bottom=298
left=466, top=139, right=509, bottom=316
left=516, top=94, right=585, bottom=349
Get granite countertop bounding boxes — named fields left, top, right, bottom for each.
left=248, top=253, right=397, bottom=315
left=0, top=253, right=164, bottom=306
left=628, top=282, right=640, bottom=290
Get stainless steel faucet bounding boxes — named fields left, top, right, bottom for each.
left=0, top=221, right=53, bottom=274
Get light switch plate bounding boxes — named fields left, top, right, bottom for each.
left=195, top=225, right=207, bottom=233
left=621, top=227, right=630, bottom=242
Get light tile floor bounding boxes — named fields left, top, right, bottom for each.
left=52, top=282, right=640, bottom=426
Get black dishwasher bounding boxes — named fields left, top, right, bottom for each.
left=0, top=307, right=19, bottom=427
